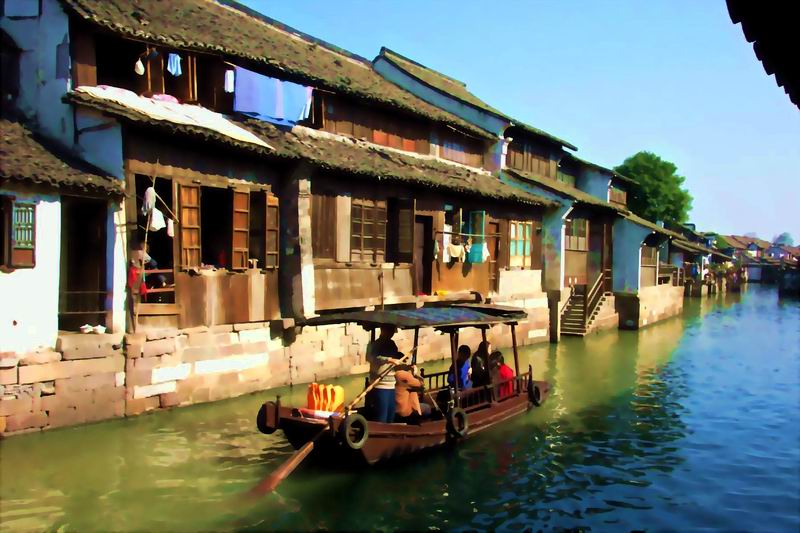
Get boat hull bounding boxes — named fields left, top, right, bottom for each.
left=259, top=380, right=549, bottom=466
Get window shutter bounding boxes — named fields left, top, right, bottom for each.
left=388, top=198, right=414, bottom=264
left=179, top=184, right=201, bottom=268
left=265, top=193, right=279, bottom=268
left=467, top=210, right=485, bottom=263
left=231, top=190, right=250, bottom=269
left=335, top=195, right=351, bottom=263
left=9, top=202, right=35, bottom=268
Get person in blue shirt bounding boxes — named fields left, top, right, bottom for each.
left=447, top=345, right=473, bottom=390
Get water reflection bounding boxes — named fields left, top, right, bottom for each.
left=1, top=287, right=798, bottom=531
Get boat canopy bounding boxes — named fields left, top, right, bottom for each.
left=304, top=304, right=526, bottom=331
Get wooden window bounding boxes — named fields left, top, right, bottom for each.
left=70, top=26, right=96, bottom=88
left=565, top=218, right=588, bottom=251
left=311, top=192, right=336, bottom=260
left=388, top=198, right=414, bottom=264
left=164, top=52, right=197, bottom=103
left=0, top=198, right=36, bottom=269
left=321, top=94, right=431, bottom=156
left=509, top=221, right=531, bottom=268
left=231, top=190, right=249, bottom=270
left=641, top=245, right=658, bottom=266
left=179, top=185, right=201, bottom=268
left=350, top=198, right=386, bottom=264
left=507, top=139, right=552, bottom=177
left=265, top=194, right=280, bottom=268
left=609, top=186, right=627, bottom=206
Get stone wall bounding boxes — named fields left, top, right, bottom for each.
left=586, top=295, right=619, bottom=334
left=0, top=334, right=125, bottom=435
left=616, top=285, right=684, bottom=330
left=1, top=303, right=550, bottom=436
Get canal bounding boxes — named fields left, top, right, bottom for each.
left=1, top=286, right=798, bottom=531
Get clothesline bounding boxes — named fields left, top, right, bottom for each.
left=435, top=229, right=500, bottom=238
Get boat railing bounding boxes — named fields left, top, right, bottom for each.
left=419, top=368, right=531, bottom=412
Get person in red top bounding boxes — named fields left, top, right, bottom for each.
left=491, top=351, right=515, bottom=399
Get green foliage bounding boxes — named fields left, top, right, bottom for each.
left=773, top=232, right=794, bottom=246
left=614, top=151, right=693, bottom=226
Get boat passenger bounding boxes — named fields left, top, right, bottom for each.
left=394, top=365, right=431, bottom=424
left=366, top=325, right=403, bottom=423
left=447, top=345, right=473, bottom=390
left=491, top=351, right=515, bottom=399
left=472, top=340, right=492, bottom=388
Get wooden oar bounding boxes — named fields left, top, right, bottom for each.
left=250, top=350, right=414, bottom=495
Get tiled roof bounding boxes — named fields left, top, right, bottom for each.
left=61, top=0, right=493, bottom=140
left=0, top=119, right=123, bottom=195
left=376, top=47, right=577, bottom=149
left=505, top=168, right=625, bottom=212
left=561, top=152, right=637, bottom=185
left=245, top=121, right=558, bottom=207
left=625, top=213, right=685, bottom=240
left=725, top=235, right=770, bottom=250
left=67, top=89, right=556, bottom=207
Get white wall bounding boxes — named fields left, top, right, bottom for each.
left=0, top=191, right=61, bottom=353
left=612, top=218, right=653, bottom=294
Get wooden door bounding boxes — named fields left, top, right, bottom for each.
left=179, top=184, right=201, bottom=268
left=487, top=221, right=500, bottom=292
left=414, top=215, right=432, bottom=295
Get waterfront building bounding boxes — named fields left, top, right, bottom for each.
left=0, top=0, right=558, bottom=435
left=374, top=48, right=690, bottom=336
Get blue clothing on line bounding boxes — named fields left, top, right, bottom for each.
left=166, top=53, right=182, bottom=77
left=233, top=66, right=312, bottom=125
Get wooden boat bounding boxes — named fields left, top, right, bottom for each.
left=256, top=304, right=550, bottom=466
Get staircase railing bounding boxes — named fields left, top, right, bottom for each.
left=584, top=271, right=605, bottom=327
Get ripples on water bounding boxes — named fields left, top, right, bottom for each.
left=1, top=286, right=798, bottom=531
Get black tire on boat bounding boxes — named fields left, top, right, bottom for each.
left=528, top=382, right=542, bottom=406
left=446, top=407, right=469, bottom=438
left=341, top=413, right=369, bottom=450
left=256, top=403, right=277, bottom=434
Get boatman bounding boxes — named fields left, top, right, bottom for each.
left=366, top=325, right=403, bottom=423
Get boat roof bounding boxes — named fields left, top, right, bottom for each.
left=305, top=304, right=526, bottom=330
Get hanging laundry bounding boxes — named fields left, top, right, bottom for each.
left=447, top=242, right=465, bottom=262
left=141, top=186, right=156, bottom=216
left=433, top=240, right=440, bottom=261
left=134, top=58, right=145, bottom=76
left=166, top=53, right=182, bottom=76
left=482, top=242, right=491, bottom=262
left=166, top=218, right=174, bottom=238
left=149, top=207, right=166, bottom=232
left=233, top=67, right=313, bottom=125
left=224, top=69, right=235, bottom=93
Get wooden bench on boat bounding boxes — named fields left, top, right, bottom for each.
left=256, top=303, right=549, bottom=468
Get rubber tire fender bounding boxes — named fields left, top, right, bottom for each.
left=528, top=382, right=542, bottom=407
left=340, top=413, right=370, bottom=450
left=446, top=407, right=469, bottom=439
left=256, top=402, right=277, bottom=434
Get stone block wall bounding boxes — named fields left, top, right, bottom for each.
left=1, top=301, right=551, bottom=437
left=0, top=333, right=125, bottom=435
left=586, top=295, right=619, bottom=334
left=637, top=285, right=684, bottom=328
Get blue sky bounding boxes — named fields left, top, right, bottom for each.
left=242, top=0, right=799, bottom=243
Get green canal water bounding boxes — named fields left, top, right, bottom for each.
left=1, top=286, right=798, bottom=531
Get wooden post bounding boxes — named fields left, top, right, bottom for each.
left=481, top=327, right=487, bottom=343
left=511, top=323, right=520, bottom=392
left=449, top=331, right=460, bottom=408
left=412, top=327, right=419, bottom=365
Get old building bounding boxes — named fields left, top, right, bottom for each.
left=1, top=0, right=559, bottom=435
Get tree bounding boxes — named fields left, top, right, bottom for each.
left=614, top=151, right=693, bottom=226
left=773, top=232, right=794, bottom=246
